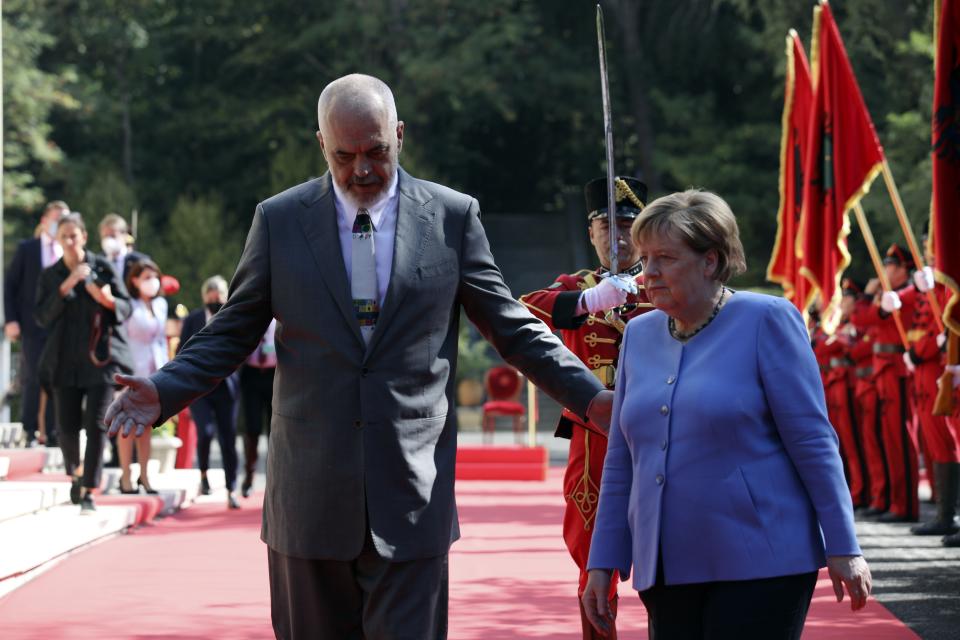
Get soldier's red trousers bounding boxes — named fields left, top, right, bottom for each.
left=563, top=426, right=618, bottom=639
left=826, top=378, right=868, bottom=505
left=913, top=362, right=960, bottom=463
left=875, top=369, right=919, bottom=518
left=854, top=383, right=888, bottom=510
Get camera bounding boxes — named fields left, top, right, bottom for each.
left=84, top=266, right=106, bottom=287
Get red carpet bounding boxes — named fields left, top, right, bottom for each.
left=451, top=470, right=918, bottom=640
left=0, top=470, right=918, bottom=639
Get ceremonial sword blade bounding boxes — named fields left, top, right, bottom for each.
left=596, top=4, right=618, bottom=275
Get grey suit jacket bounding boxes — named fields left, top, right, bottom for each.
left=151, top=169, right=604, bottom=561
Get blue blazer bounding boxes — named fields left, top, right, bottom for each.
left=4, top=238, right=44, bottom=337
left=587, top=292, right=860, bottom=591
left=178, top=308, right=239, bottom=400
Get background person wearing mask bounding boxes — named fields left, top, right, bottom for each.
left=4, top=200, right=70, bottom=446
left=98, top=213, right=148, bottom=283
left=118, top=258, right=168, bottom=494
left=35, top=213, right=134, bottom=513
left=179, top=275, right=241, bottom=509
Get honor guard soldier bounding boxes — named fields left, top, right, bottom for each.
left=906, top=253, right=960, bottom=536
left=820, top=284, right=870, bottom=507
left=520, top=176, right=652, bottom=640
left=844, top=280, right=889, bottom=514
left=852, top=243, right=920, bottom=522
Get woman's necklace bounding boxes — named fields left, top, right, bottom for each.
left=668, top=287, right=730, bottom=342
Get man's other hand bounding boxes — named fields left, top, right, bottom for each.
left=104, top=374, right=161, bottom=438
left=586, top=389, right=614, bottom=434
left=4, top=322, right=21, bottom=342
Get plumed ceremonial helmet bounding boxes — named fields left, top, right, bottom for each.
left=882, top=243, right=915, bottom=270
left=584, top=176, right=648, bottom=221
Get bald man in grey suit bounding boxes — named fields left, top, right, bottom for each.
left=105, top=74, right=612, bottom=639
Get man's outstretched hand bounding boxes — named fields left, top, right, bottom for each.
left=104, top=374, right=161, bottom=438
left=586, top=389, right=614, bottom=434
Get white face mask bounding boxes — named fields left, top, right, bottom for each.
left=101, top=236, right=124, bottom=257
left=139, top=277, right=161, bottom=298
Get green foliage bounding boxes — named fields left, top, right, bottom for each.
left=2, top=0, right=939, bottom=294
left=457, top=322, right=493, bottom=383
left=2, top=0, right=77, bottom=212
left=145, top=194, right=244, bottom=310
left=66, top=162, right=139, bottom=229
left=153, top=419, right=176, bottom=439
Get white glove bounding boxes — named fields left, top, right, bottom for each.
left=937, top=332, right=947, bottom=349
left=581, top=277, right=629, bottom=314
left=606, top=273, right=640, bottom=295
left=880, top=290, right=902, bottom=313
left=913, top=266, right=934, bottom=293
left=902, top=352, right=916, bottom=373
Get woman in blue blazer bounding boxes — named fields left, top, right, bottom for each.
left=582, top=190, right=871, bottom=639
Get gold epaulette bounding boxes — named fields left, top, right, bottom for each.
left=579, top=272, right=600, bottom=290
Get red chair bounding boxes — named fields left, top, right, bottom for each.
left=482, top=366, right=526, bottom=444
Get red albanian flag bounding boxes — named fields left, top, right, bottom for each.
left=797, top=0, right=884, bottom=332
left=767, top=30, right=814, bottom=311
left=933, top=0, right=960, bottom=334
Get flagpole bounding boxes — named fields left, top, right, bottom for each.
left=934, top=333, right=957, bottom=416
left=880, top=158, right=946, bottom=332
left=852, top=203, right=911, bottom=350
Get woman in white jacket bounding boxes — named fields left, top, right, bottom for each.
left=119, top=258, right=168, bottom=494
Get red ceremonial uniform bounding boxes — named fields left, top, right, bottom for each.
left=818, top=322, right=869, bottom=506
left=847, top=323, right=887, bottom=510
left=908, top=286, right=960, bottom=463
left=520, top=267, right=651, bottom=606
left=852, top=285, right=920, bottom=519
left=812, top=326, right=831, bottom=391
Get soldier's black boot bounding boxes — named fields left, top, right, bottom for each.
left=911, top=463, right=959, bottom=535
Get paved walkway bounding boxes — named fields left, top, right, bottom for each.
left=0, top=466, right=937, bottom=639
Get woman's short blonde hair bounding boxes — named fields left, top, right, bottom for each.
left=631, top=189, right=747, bottom=283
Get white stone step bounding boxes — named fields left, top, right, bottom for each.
left=41, top=446, right=64, bottom=472
left=0, top=480, right=73, bottom=522
left=0, top=503, right=138, bottom=597
left=0, top=457, right=9, bottom=480
left=0, top=423, right=23, bottom=448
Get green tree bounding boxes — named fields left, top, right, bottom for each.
left=145, top=194, right=244, bottom=310
left=19, top=0, right=939, bottom=290
left=2, top=0, right=77, bottom=222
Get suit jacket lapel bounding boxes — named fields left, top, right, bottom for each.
left=297, top=175, right=365, bottom=346
left=364, top=169, right=433, bottom=358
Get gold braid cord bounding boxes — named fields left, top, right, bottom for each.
left=615, top=177, right=645, bottom=210
left=567, top=431, right=601, bottom=530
